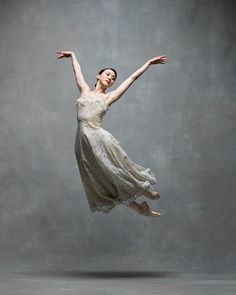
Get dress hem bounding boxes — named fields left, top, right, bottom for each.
left=89, top=173, right=157, bottom=214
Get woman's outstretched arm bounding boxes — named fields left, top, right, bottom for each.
left=106, top=55, right=167, bottom=106
left=57, top=51, right=90, bottom=93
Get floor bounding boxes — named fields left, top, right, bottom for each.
left=0, top=271, right=236, bottom=294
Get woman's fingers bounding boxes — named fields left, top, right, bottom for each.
left=56, top=51, right=72, bottom=59
left=152, top=55, right=167, bottom=61
left=155, top=55, right=167, bottom=59
left=149, top=55, right=167, bottom=65
left=160, top=56, right=168, bottom=63
left=56, top=51, right=71, bottom=59
left=56, top=53, right=64, bottom=59
left=56, top=51, right=67, bottom=56
left=57, top=51, right=72, bottom=54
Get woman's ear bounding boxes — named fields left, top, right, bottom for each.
left=96, top=74, right=100, bottom=80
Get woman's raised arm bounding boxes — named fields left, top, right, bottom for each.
left=57, top=51, right=90, bottom=93
left=106, top=55, right=167, bottom=106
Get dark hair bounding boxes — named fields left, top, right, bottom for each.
left=95, top=67, right=117, bottom=87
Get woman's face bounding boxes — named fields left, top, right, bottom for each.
left=97, top=69, right=116, bottom=88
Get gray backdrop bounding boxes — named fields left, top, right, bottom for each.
left=0, top=0, right=235, bottom=273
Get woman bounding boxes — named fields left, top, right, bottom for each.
left=57, top=50, right=167, bottom=217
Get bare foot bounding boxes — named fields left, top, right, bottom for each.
left=141, top=201, right=162, bottom=217
left=128, top=201, right=146, bottom=215
left=128, top=201, right=161, bottom=217
left=143, top=190, right=160, bottom=200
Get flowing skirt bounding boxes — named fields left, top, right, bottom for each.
left=74, top=123, right=157, bottom=213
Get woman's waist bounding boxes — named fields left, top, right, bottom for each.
left=77, top=118, right=101, bottom=129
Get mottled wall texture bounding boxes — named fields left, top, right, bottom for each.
left=0, top=0, right=235, bottom=272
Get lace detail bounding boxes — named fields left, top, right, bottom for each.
left=74, top=94, right=158, bottom=214
left=77, top=95, right=109, bottom=111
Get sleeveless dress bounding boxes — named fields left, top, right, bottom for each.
left=74, top=94, right=158, bottom=213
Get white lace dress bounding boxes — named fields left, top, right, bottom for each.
left=74, top=94, right=157, bottom=213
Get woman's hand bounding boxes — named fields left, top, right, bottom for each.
left=56, top=51, right=74, bottom=59
left=148, top=55, right=167, bottom=65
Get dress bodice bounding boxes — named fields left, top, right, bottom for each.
left=76, top=95, right=109, bottom=129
